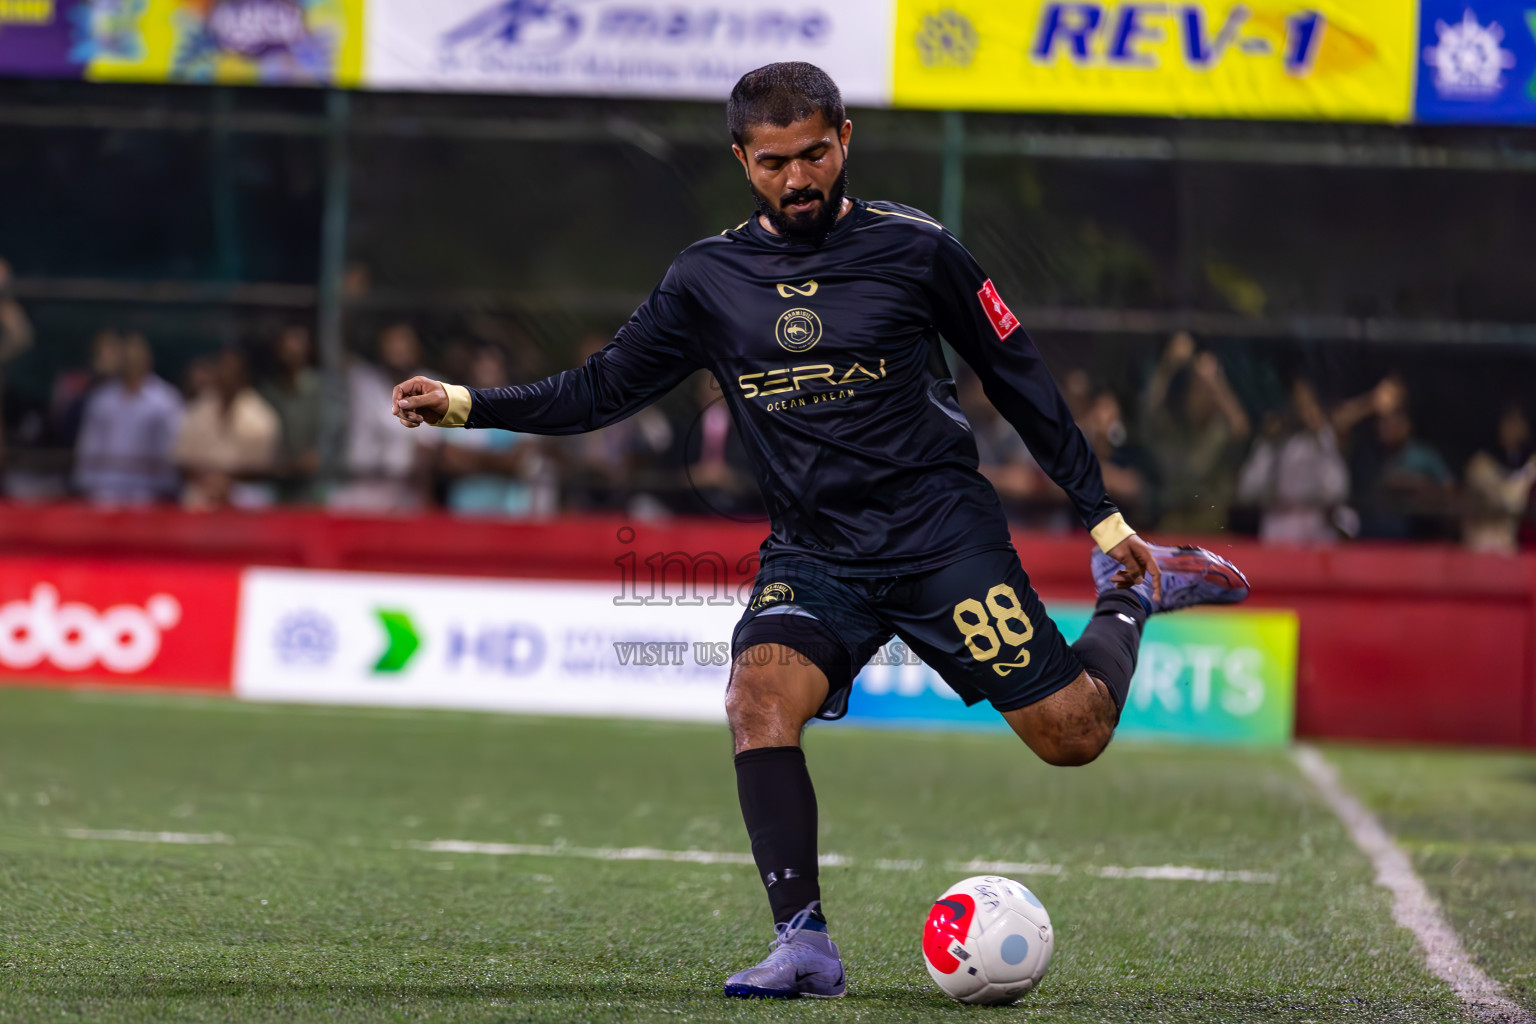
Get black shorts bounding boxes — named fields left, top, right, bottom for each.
left=731, top=546, right=1084, bottom=721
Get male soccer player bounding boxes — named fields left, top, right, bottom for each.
left=391, top=62, right=1249, bottom=999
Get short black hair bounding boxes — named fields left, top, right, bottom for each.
left=727, top=62, right=845, bottom=146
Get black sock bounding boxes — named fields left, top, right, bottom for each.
left=734, top=745, right=825, bottom=929
left=1071, top=589, right=1147, bottom=710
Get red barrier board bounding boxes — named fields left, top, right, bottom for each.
left=0, top=558, right=239, bottom=690
left=0, top=505, right=1530, bottom=747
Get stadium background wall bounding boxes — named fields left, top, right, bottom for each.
left=0, top=506, right=1529, bottom=749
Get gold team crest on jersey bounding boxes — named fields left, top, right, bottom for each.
left=750, top=582, right=796, bottom=610
left=775, top=308, right=822, bottom=353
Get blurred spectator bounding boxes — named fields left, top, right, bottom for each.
left=436, top=345, right=555, bottom=517
left=3, top=328, right=120, bottom=501
left=558, top=333, right=671, bottom=512
left=0, top=258, right=34, bottom=367
left=958, top=370, right=1070, bottom=530
left=51, top=329, right=123, bottom=450
left=1061, top=368, right=1094, bottom=424
left=1236, top=379, right=1352, bottom=545
left=1334, top=376, right=1453, bottom=540
left=180, top=355, right=217, bottom=400
left=73, top=332, right=184, bottom=505
left=657, top=372, right=760, bottom=519
left=331, top=322, right=437, bottom=513
left=438, top=338, right=475, bottom=388
left=1143, top=333, right=1251, bottom=533
left=0, top=258, right=34, bottom=452
left=174, top=347, right=280, bottom=511
left=1462, top=405, right=1536, bottom=554
left=259, top=325, right=323, bottom=502
left=1079, top=389, right=1157, bottom=528
left=343, top=262, right=372, bottom=302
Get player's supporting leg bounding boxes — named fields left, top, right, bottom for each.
left=721, top=644, right=847, bottom=994
left=1004, top=545, right=1248, bottom=766
left=726, top=643, right=828, bottom=926
left=722, top=643, right=846, bottom=998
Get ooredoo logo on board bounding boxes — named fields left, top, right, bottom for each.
left=0, top=583, right=182, bottom=673
left=0, top=560, right=241, bottom=690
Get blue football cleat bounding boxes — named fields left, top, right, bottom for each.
left=1092, top=542, right=1250, bottom=614
left=723, top=903, right=846, bottom=999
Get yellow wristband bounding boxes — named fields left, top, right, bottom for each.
left=1089, top=512, right=1136, bottom=554
left=435, top=382, right=472, bottom=428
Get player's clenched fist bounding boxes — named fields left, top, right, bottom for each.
left=392, top=375, right=448, bottom=427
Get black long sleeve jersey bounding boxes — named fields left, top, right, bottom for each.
left=445, top=198, right=1130, bottom=575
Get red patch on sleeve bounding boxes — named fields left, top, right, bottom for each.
left=976, top=279, right=1020, bottom=341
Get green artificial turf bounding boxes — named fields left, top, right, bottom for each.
left=0, top=686, right=1476, bottom=1022
left=1326, top=743, right=1536, bottom=1016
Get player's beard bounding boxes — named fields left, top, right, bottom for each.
left=752, top=159, right=849, bottom=244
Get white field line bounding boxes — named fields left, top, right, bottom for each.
left=414, top=839, right=756, bottom=866
left=413, top=840, right=1274, bottom=884
left=55, top=829, right=1278, bottom=886
left=950, top=857, right=1065, bottom=877
left=1092, top=865, right=1278, bottom=883
left=1294, top=745, right=1533, bottom=1024
left=63, top=828, right=232, bottom=845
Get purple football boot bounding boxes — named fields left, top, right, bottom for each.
left=1091, top=541, right=1250, bottom=613
left=723, top=903, right=845, bottom=999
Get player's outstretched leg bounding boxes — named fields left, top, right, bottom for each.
left=722, top=644, right=846, bottom=999
left=1074, top=541, right=1250, bottom=714
left=1004, top=543, right=1249, bottom=765
left=1091, top=542, right=1250, bottom=616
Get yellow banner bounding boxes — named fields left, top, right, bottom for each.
left=893, top=1, right=1415, bottom=122
left=85, top=0, right=364, bottom=87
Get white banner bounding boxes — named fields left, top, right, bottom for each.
left=363, top=0, right=893, bottom=106
left=230, top=566, right=1294, bottom=744
left=233, top=568, right=740, bottom=721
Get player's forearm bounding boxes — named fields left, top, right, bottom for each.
left=1046, top=454, right=1132, bottom=552
left=461, top=372, right=606, bottom=436
left=1000, top=409, right=1130, bottom=548
left=432, top=367, right=640, bottom=436
left=972, top=361, right=1128, bottom=546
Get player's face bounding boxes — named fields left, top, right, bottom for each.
left=733, top=115, right=853, bottom=240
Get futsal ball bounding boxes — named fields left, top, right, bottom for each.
left=922, top=875, right=1054, bottom=1004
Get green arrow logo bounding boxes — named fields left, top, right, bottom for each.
left=373, top=609, right=420, bottom=673
left=1527, top=12, right=1536, bottom=100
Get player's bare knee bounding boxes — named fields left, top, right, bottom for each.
left=1034, top=722, right=1113, bottom=767
left=1002, top=671, right=1118, bottom=767
left=726, top=659, right=814, bottom=752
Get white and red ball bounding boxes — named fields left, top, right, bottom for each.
left=922, top=875, right=1054, bottom=1004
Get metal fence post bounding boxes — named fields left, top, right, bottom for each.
left=317, top=88, right=351, bottom=483
left=941, top=110, right=965, bottom=239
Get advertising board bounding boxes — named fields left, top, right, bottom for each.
left=891, top=0, right=1416, bottom=122
left=0, top=558, right=240, bottom=689
left=847, top=605, right=1298, bottom=746
left=7, top=0, right=1536, bottom=127
left=362, top=0, right=892, bottom=105
left=233, top=567, right=1297, bottom=746
left=233, top=568, right=741, bottom=720
left=82, top=0, right=365, bottom=86
left=0, top=0, right=88, bottom=78
left=1414, top=1, right=1536, bottom=123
